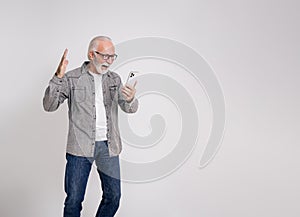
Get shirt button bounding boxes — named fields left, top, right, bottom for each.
left=92, top=92, right=95, bottom=95
left=93, top=105, right=95, bottom=107
left=92, top=142, right=95, bottom=145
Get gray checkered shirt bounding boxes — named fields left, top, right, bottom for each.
left=43, top=61, right=139, bottom=157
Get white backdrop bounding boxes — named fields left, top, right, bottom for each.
left=0, top=0, right=299, bottom=216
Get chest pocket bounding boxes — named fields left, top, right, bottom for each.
left=109, top=85, right=118, bottom=100
left=72, top=87, right=86, bottom=103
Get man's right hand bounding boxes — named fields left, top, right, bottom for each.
left=55, top=49, right=69, bottom=78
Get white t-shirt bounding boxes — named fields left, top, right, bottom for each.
left=90, top=71, right=107, bottom=141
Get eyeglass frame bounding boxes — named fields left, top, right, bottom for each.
left=93, top=51, right=118, bottom=61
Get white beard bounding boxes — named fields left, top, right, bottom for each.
left=92, top=59, right=109, bottom=74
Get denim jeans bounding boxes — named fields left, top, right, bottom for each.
left=63, top=141, right=121, bottom=217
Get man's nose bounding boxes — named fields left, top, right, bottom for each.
left=106, top=57, right=113, bottom=64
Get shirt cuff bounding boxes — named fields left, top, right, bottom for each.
left=51, top=74, right=64, bottom=84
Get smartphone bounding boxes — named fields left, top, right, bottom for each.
left=125, top=71, right=139, bottom=85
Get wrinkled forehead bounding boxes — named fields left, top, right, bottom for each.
left=97, top=40, right=115, bottom=54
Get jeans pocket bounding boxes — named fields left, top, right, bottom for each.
left=104, top=141, right=109, bottom=148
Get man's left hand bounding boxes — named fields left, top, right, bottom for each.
left=121, top=81, right=137, bottom=103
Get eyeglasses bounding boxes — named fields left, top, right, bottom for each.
left=94, top=51, right=118, bottom=61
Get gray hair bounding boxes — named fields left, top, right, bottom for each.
left=87, top=36, right=112, bottom=59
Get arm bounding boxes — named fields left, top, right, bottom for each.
left=43, top=74, right=69, bottom=112
left=42, top=49, right=69, bottom=112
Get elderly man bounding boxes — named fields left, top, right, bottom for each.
left=43, top=36, right=138, bottom=217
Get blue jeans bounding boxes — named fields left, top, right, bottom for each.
left=63, top=141, right=121, bottom=217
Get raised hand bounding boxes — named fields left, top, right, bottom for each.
left=55, top=49, right=69, bottom=78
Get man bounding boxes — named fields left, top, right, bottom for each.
left=43, top=36, right=138, bottom=217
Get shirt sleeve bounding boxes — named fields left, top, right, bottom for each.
left=43, top=74, right=69, bottom=112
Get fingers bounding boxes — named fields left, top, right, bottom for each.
left=59, top=48, right=68, bottom=66
left=61, top=48, right=68, bottom=61
left=121, top=83, right=137, bottom=102
left=121, top=88, right=131, bottom=96
left=55, top=48, right=69, bottom=78
left=125, top=80, right=137, bottom=90
left=122, top=84, right=136, bottom=94
left=121, top=89, right=130, bottom=100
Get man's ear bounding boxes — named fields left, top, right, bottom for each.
left=88, top=51, right=94, bottom=60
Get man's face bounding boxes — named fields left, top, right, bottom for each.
left=90, top=40, right=116, bottom=73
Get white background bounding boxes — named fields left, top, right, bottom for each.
left=0, top=0, right=299, bottom=216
